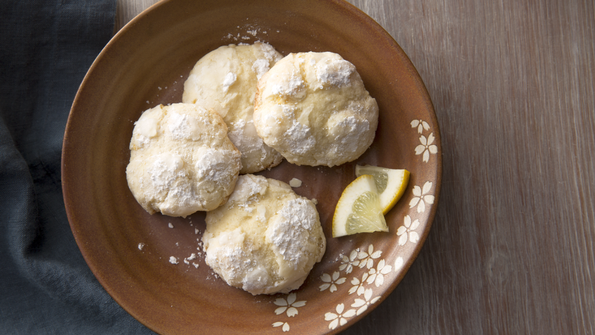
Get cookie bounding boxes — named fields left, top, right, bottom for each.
left=253, top=52, right=379, bottom=167
left=126, top=103, right=242, bottom=217
left=183, top=42, right=284, bottom=174
left=203, top=174, right=326, bottom=295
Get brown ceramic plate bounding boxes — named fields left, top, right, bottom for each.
left=62, top=0, right=441, bottom=334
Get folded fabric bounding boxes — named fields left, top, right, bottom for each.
left=0, top=1, right=153, bottom=333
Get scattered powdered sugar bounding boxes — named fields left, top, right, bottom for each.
left=266, top=198, right=317, bottom=270
left=145, top=153, right=203, bottom=217
left=251, top=43, right=282, bottom=80
left=271, top=72, right=306, bottom=99
left=316, top=58, right=356, bottom=88
left=328, top=114, right=371, bottom=155
left=168, top=222, right=174, bottom=228
left=222, top=72, right=237, bottom=93
left=258, top=42, right=282, bottom=63
left=223, top=24, right=271, bottom=42
left=285, top=120, right=316, bottom=154
left=236, top=203, right=255, bottom=213
left=289, top=178, right=302, bottom=188
left=194, top=147, right=239, bottom=185
left=148, top=153, right=186, bottom=193
left=205, top=233, right=272, bottom=293
left=252, top=59, right=271, bottom=80
left=340, top=115, right=369, bottom=135
left=169, top=256, right=179, bottom=265
left=204, top=229, right=257, bottom=283
left=167, top=112, right=203, bottom=141
left=138, top=243, right=145, bottom=250
left=183, top=253, right=198, bottom=266
left=242, top=265, right=272, bottom=293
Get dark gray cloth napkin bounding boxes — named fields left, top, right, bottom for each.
left=0, top=1, right=153, bottom=333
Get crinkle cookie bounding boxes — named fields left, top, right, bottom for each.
left=126, top=103, right=242, bottom=217
left=183, top=42, right=284, bottom=174
left=203, top=174, right=326, bottom=295
left=253, top=52, right=379, bottom=167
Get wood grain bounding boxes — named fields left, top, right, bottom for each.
left=116, top=0, right=595, bottom=334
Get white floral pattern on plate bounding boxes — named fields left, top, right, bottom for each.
left=397, top=215, right=421, bottom=245
left=415, top=133, right=438, bottom=162
left=412, top=119, right=438, bottom=163
left=274, top=293, right=306, bottom=318
left=367, top=259, right=392, bottom=287
left=411, top=119, right=430, bottom=134
left=319, top=271, right=347, bottom=293
left=409, top=181, right=435, bottom=213
left=325, top=303, right=356, bottom=330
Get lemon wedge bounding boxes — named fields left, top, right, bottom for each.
left=332, top=174, right=388, bottom=237
left=355, top=165, right=410, bottom=214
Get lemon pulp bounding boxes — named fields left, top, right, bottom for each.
left=345, top=191, right=387, bottom=235
left=355, top=165, right=410, bottom=214
left=332, top=175, right=388, bottom=237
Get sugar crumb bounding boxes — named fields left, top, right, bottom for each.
left=289, top=178, right=302, bottom=188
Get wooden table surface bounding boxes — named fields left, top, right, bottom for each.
left=116, top=0, right=595, bottom=334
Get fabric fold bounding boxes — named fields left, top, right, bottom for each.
left=0, top=1, right=153, bottom=333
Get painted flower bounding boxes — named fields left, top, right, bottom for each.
left=357, top=245, right=382, bottom=269
left=367, top=259, right=392, bottom=287
left=272, top=322, right=290, bottom=332
left=274, top=293, right=306, bottom=317
left=409, top=181, right=434, bottom=213
left=319, top=271, right=346, bottom=292
left=348, top=272, right=369, bottom=296
left=394, top=256, right=404, bottom=272
left=351, top=289, right=381, bottom=315
left=397, top=215, right=421, bottom=245
left=339, top=249, right=360, bottom=274
left=411, top=119, right=430, bottom=134
left=415, top=133, right=438, bottom=162
left=325, top=303, right=356, bottom=330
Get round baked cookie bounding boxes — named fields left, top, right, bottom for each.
left=126, top=103, right=242, bottom=217
left=253, top=51, right=379, bottom=167
left=183, top=42, right=284, bottom=174
left=203, top=174, right=326, bottom=295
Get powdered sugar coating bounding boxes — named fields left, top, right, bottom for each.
left=183, top=42, right=284, bottom=173
left=253, top=52, right=379, bottom=167
left=126, top=103, right=242, bottom=217
left=203, top=175, right=326, bottom=295
left=266, top=198, right=318, bottom=270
